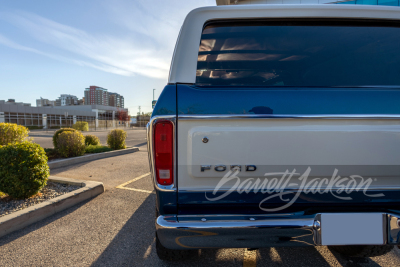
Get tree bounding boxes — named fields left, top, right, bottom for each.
left=117, top=110, right=130, bottom=121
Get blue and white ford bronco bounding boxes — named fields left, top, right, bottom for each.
left=148, top=2, right=400, bottom=261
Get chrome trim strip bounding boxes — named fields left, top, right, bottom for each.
left=177, top=213, right=295, bottom=218
left=165, top=215, right=315, bottom=228
left=147, top=115, right=177, bottom=192
left=178, top=114, right=400, bottom=120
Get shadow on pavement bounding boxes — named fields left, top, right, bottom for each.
left=91, top=194, right=244, bottom=267
left=0, top=197, right=94, bottom=246
left=50, top=161, right=93, bottom=173
left=90, top=194, right=156, bottom=266
left=258, top=246, right=331, bottom=266
left=328, top=246, right=383, bottom=267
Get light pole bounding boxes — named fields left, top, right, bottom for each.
left=139, top=106, right=141, bottom=127
left=64, top=112, right=68, bottom=127
left=152, top=89, right=157, bottom=110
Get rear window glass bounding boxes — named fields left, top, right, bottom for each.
left=196, top=20, right=400, bottom=87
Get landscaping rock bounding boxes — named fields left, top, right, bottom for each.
left=0, top=182, right=80, bottom=217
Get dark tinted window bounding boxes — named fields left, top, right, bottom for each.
left=196, top=20, right=400, bottom=87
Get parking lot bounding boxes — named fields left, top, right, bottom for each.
left=0, top=129, right=400, bottom=266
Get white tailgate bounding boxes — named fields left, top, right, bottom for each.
left=177, top=118, right=400, bottom=190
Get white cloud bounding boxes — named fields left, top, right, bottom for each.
left=0, top=33, right=41, bottom=53
left=0, top=32, right=133, bottom=76
left=104, top=0, right=214, bottom=48
left=0, top=0, right=215, bottom=79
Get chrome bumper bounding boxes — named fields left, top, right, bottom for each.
left=156, top=213, right=400, bottom=249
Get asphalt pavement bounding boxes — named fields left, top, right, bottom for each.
left=1, top=134, right=400, bottom=266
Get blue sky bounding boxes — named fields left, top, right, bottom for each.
left=0, top=0, right=215, bottom=114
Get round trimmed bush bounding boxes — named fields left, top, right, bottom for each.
left=107, top=129, right=127, bottom=150
left=57, top=131, right=86, bottom=158
left=85, top=135, right=100, bottom=146
left=0, top=122, right=30, bottom=146
left=53, top=128, right=77, bottom=148
left=72, top=121, right=89, bottom=131
left=0, top=141, right=49, bottom=199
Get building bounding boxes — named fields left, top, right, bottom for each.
left=37, top=95, right=82, bottom=107
left=84, top=86, right=109, bottom=106
left=36, top=98, right=55, bottom=107
left=0, top=100, right=129, bottom=129
left=0, top=100, right=94, bottom=129
left=55, top=94, right=78, bottom=106
left=109, top=93, right=124, bottom=108
left=84, top=86, right=125, bottom=108
left=216, top=0, right=400, bottom=5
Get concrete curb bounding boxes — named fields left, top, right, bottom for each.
left=29, top=134, right=54, bottom=137
left=48, top=147, right=139, bottom=169
left=0, top=177, right=104, bottom=239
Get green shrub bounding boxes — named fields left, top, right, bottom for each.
left=57, top=131, right=86, bottom=158
left=44, top=148, right=60, bottom=160
left=0, top=123, right=30, bottom=146
left=85, top=135, right=100, bottom=146
left=52, top=128, right=77, bottom=148
left=107, top=129, right=127, bottom=150
left=0, top=141, right=49, bottom=199
left=26, top=126, right=43, bottom=130
left=72, top=121, right=89, bottom=131
left=85, top=145, right=113, bottom=153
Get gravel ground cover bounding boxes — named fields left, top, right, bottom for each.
left=0, top=182, right=80, bottom=217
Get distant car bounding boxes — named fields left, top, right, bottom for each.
left=148, top=3, right=400, bottom=261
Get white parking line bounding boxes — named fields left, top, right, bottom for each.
left=116, top=172, right=153, bottom=193
left=117, top=187, right=153, bottom=194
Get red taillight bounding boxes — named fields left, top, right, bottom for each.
left=154, top=121, right=174, bottom=185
